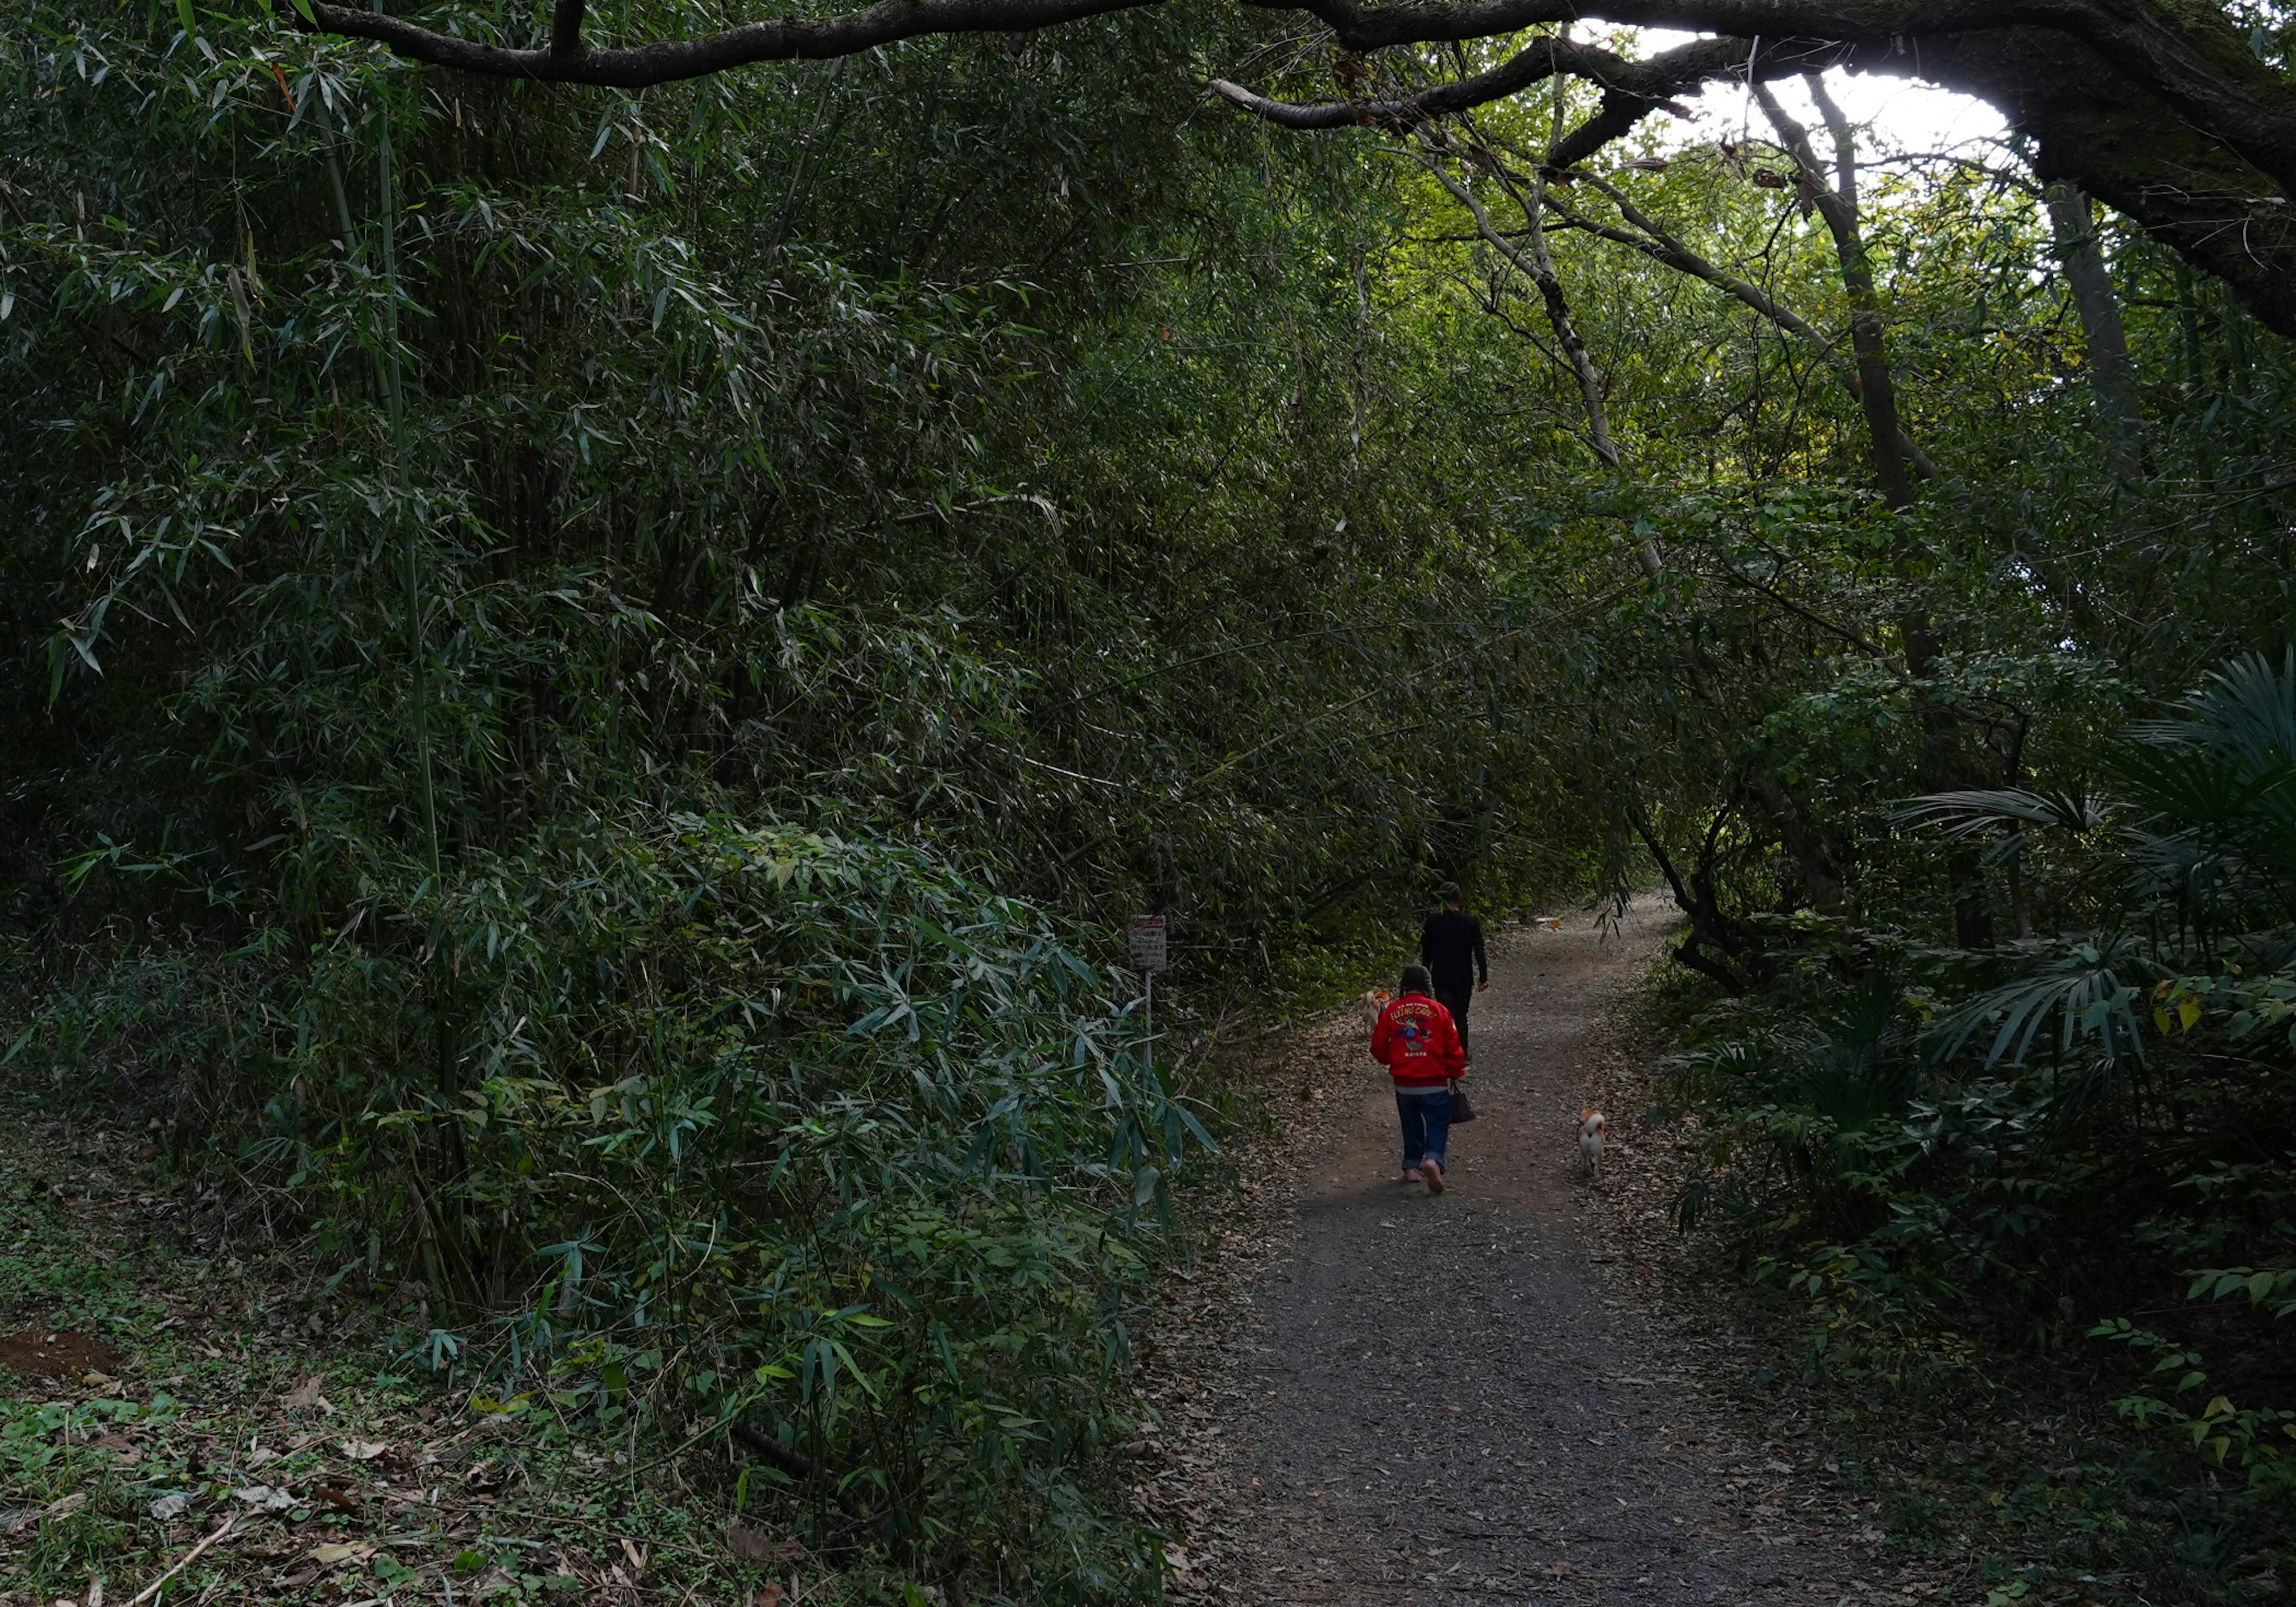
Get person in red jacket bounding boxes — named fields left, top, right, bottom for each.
left=1369, top=964, right=1467, bottom=1193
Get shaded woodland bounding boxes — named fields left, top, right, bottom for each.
left=5, top=1, right=2296, bottom=1599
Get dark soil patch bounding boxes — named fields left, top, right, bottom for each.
left=0, top=1325, right=124, bottom=1382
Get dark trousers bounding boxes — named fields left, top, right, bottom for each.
left=1435, top=985, right=1473, bottom=1061
left=1395, top=1086, right=1454, bottom=1169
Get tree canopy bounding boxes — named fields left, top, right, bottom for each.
left=294, top=0, right=2296, bottom=333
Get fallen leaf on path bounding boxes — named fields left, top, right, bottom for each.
left=338, top=1439, right=388, bottom=1460
left=149, top=1492, right=193, bottom=1520
left=754, top=1587, right=784, bottom=1607
left=5, top=1491, right=89, bottom=1534
left=233, top=1485, right=296, bottom=1511
left=281, top=1376, right=324, bottom=1408
left=311, top=1541, right=376, bottom=1566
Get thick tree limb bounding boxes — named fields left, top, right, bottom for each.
left=1211, top=33, right=1816, bottom=134
left=295, top=0, right=1164, bottom=87
left=1240, top=1, right=2296, bottom=195
left=291, top=1, right=2296, bottom=195
left=1901, top=25, right=2296, bottom=338
left=289, top=1, right=2296, bottom=338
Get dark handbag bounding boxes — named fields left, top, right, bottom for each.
left=1447, top=1079, right=1476, bottom=1123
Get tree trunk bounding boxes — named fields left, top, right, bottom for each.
left=2044, top=181, right=2141, bottom=468
left=1753, top=80, right=1912, bottom=510
left=1742, top=765, right=1853, bottom=921
left=1760, top=76, right=1993, bottom=949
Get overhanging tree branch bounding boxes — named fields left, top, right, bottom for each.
left=294, top=0, right=1164, bottom=87
left=286, top=0, right=2296, bottom=338
left=1234, top=0, right=2296, bottom=192
left=1211, top=33, right=1814, bottom=138
left=289, top=1, right=2296, bottom=194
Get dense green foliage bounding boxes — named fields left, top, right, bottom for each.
left=6, top=2, right=2296, bottom=1598
left=0, top=7, right=1614, bottom=1594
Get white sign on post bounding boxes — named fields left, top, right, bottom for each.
left=1128, top=916, right=1168, bottom=973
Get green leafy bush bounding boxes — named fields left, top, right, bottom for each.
left=1667, top=655, right=2296, bottom=1547
left=24, top=816, right=1196, bottom=1591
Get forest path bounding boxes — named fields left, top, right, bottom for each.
left=1146, top=899, right=1886, bottom=1607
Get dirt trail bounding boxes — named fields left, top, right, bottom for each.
left=1141, top=899, right=1888, bottom=1606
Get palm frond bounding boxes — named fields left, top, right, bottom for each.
left=1891, top=787, right=2120, bottom=841
left=2132, top=650, right=2296, bottom=771
left=2109, top=742, right=2289, bottom=835
left=1927, top=938, right=2148, bottom=1071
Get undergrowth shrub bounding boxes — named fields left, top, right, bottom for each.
left=1659, top=655, right=2296, bottom=1579
left=20, top=816, right=1197, bottom=1597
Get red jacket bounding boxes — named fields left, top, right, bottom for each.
left=1369, top=992, right=1465, bottom=1086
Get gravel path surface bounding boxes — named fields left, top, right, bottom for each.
left=1137, top=900, right=1904, bottom=1607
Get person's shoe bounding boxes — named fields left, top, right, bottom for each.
left=1422, top=1159, right=1445, bottom=1194
left=1403, top=1167, right=1423, bottom=1184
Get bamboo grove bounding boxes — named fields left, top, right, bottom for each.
left=5, top=1, right=2296, bottom=1596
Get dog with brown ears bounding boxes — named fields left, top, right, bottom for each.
left=1355, top=988, right=1392, bottom=1028
left=1578, top=1110, right=1608, bottom=1181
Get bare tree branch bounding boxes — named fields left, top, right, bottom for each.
left=2044, top=180, right=2141, bottom=463
left=1549, top=170, right=1944, bottom=481
left=1418, top=78, right=1667, bottom=579
left=1421, top=154, right=1620, bottom=469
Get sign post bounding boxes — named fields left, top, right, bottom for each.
left=1128, top=915, right=1168, bottom=1046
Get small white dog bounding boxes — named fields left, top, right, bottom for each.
left=1578, top=1110, right=1608, bottom=1180
left=1355, top=988, right=1392, bottom=1028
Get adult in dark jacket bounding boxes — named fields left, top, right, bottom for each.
left=1419, top=882, right=1489, bottom=1061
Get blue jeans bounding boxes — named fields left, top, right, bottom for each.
left=1395, top=1085, right=1454, bottom=1169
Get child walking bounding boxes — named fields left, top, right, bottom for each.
left=1369, top=964, right=1467, bottom=1193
